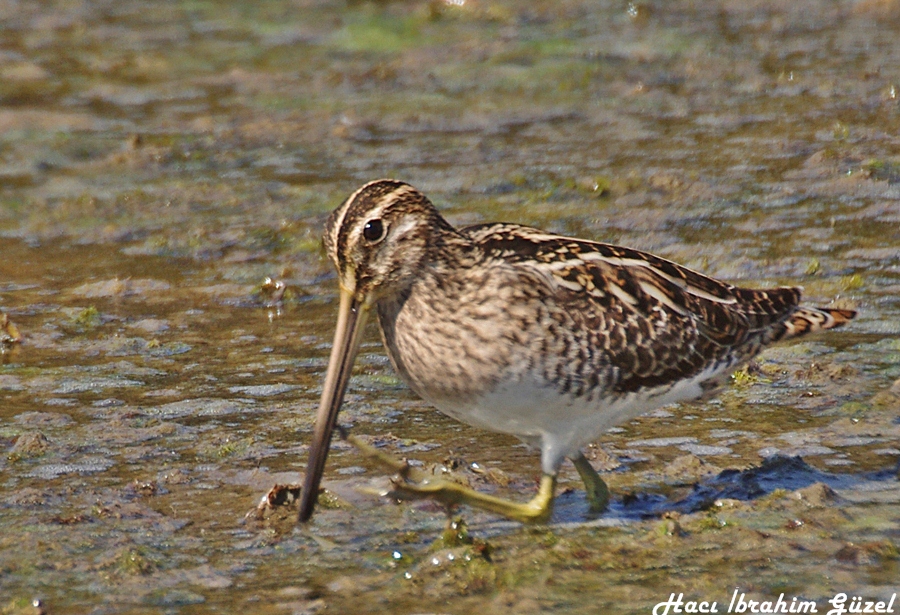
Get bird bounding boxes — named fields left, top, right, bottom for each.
left=298, top=179, right=856, bottom=524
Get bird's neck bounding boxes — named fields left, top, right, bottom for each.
left=426, top=221, right=482, bottom=273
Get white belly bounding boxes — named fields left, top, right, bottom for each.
left=425, top=364, right=724, bottom=475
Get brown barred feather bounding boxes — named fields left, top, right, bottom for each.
left=320, top=179, right=857, bottom=478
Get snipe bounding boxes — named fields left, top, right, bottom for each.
left=298, top=179, right=855, bottom=523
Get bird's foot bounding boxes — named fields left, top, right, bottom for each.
left=570, top=452, right=610, bottom=513
left=343, top=433, right=556, bottom=524
left=387, top=472, right=557, bottom=524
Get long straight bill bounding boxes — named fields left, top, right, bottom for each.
left=298, top=288, right=369, bottom=522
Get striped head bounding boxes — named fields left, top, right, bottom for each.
left=299, top=179, right=452, bottom=522
left=323, top=179, right=449, bottom=305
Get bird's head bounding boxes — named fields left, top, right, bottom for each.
left=299, top=179, right=447, bottom=522
left=323, top=179, right=445, bottom=305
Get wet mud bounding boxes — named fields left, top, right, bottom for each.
left=1, top=1, right=899, bottom=613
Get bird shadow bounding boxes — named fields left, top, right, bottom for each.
left=552, top=455, right=899, bottom=525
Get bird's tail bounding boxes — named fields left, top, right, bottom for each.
left=776, top=306, right=857, bottom=342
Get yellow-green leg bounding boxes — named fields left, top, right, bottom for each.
left=344, top=433, right=557, bottom=524
left=570, top=451, right=610, bottom=512
left=388, top=472, right=557, bottom=524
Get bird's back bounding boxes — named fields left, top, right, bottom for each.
left=463, top=222, right=855, bottom=398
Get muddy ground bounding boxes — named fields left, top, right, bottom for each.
left=1, top=1, right=899, bottom=613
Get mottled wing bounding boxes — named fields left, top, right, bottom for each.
left=464, top=223, right=801, bottom=393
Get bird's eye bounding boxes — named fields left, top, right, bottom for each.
left=363, top=219, right=385, bottom=243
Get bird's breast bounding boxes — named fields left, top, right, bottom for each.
left=374, top=265, right=557, bottom=404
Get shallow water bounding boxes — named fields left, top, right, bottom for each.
left=1, top=1, right=899, bottom=613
